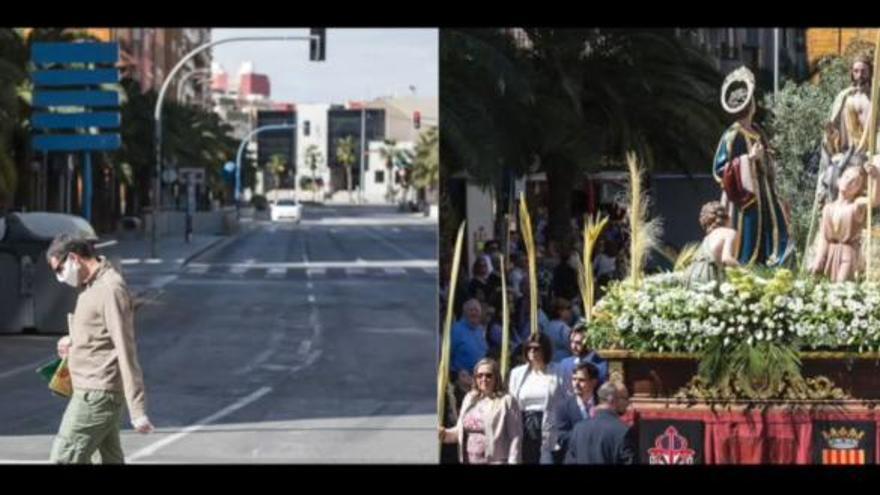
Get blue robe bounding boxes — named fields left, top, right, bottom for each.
left=713, top=122, right=791, bottom=267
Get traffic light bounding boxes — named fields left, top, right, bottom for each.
left=303, top=121, right=310, bottom=136
left=310, top=28, right=326, bottom=62
left=413, top=111, right=421, bottom=130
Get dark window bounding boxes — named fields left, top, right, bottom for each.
left=375, top=170, right=384, bottom=183
left=327, top=108, right=386, bottom=189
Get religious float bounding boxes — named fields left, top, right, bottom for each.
left=581, top=51, right=880, bottom=464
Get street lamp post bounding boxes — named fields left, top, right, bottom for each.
left=151, top=33, right=319, bottom=259
left=774, top=28, right=780, bottom=97
left=359, top=106, right=366, bottom=204
left=235, top=123, right=297, bottom=219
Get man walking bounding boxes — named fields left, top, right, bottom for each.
left=47, top=234, right=153, bottom=464
left=554, top=362, right=600, bottom=463
left=564, top=381, right=636, bottom=465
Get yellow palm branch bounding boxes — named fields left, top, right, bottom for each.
left=519, top=193, right=539, bottom=337
left=499, top=256, right=511, bottom=385
left=437, top=220, right=466, bottom=451
left=626, top=152, right=663, bottom=286
left=580, top=213, right=608, bottom=322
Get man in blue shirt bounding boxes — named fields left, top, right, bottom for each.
left=558, top=320, right=608, bottom=397
left=451, top=298, right=488, bottom=392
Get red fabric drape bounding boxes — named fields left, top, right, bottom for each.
left=632, top=407, right=880, bottom=464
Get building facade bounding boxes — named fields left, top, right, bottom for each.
left=256, top=110, right=297, bottom=193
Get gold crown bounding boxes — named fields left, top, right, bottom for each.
left=823, top=427, right=865, bottom=449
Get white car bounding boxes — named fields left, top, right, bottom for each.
left=269, top=199, right=303, bottom=223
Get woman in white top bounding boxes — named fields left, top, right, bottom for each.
left=508, top=332, right=564, bottom=464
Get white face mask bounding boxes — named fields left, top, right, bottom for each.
left=55, top=257, right=81, bottom=288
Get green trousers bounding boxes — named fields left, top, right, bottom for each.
left=50, top=389, right=126, bottom=464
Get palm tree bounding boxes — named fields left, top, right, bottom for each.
left=266, top=154, right=287, bottom=191
left=442, top=29, right=726, bottom=245
left=412, top=126, right=439, bottom=196
left=335, top=136, right=356, bottom=202
left=378, top=138, right=412, bottom=203
left=304, top=144, right=324, bottom=202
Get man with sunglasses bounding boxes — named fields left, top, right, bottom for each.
left=46, top=234, right=153, bottom=464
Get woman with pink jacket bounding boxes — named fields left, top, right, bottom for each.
left=439, top=358, right=522, bottom=464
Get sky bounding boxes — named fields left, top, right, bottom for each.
left=210, top=28, right=438, bottom=104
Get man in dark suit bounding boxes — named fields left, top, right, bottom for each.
left=565, top=381, right=636, bottom=465
left=553, top=362, right=599, bottom=463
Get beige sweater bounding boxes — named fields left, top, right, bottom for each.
left=68, top=258, right=147, bottom=420
left=443, top=391, right=522, bottom=464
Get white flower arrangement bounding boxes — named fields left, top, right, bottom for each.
left=589, top=268, right=880, bottom=353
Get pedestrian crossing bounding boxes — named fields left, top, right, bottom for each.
left=182, top=264, right=437, bottom=280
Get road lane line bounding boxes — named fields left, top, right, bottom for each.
left=361, top=227, right=419, bottom=260
left=345, top=267, right=366, bottom=276
left=0, top=357, right=56, bottom=380
left=198, top=260, right=437, bottom=269
left=128, top=386, right=273, bottom=461
left=384, top=267, right=407, bottom=276
left=266, top=267, right=286, bottom=278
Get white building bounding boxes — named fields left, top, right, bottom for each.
left=294, top=103, right=331, bottom=201
left=363, top=140, right=415, bottom=204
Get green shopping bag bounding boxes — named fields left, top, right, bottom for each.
left=35, top=357, right=72, bottom=398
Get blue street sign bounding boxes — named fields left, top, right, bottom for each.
left=32, top=134, right=122, bottom=151
left=32, top=112, right=121, bottom=130
left=32, top=69, right=120, bottom=86
left=33, top=90, right=120, bottom=108
left=31, top=42, right=119, bottom=65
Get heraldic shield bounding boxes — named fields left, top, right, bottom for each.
left=639, top=421, right=704, bottom=464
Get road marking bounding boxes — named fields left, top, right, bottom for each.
left=229, top=266, right=248, bottom=275
left=307, top=295, right=316, bottom=303
left=121, top=259, right=142, bottom=265
left=198, top=260, right=437, bottom=269
left=360, top=327, right=431, bottom=336
left=0, top=459, right=50, bottom=464
left=144, top=258, right=163, bottom=265
left=392, top=227, right=401, bottom=233
left=301, top=218, right=435, bottom=226
left=233, top=332, right=284, bottom=376
left=306, top=268, right=326, bottom=277
left=94, top=240, right=118, bottom=249
left=149, top=275, right=178, bottom=290
left=128, top=386, right=274, bottom=461
left=361, top=227, right=419, bottom=260
left=306, top=281, right=314, bottom=290
left=384, top=267, right=407, bottom=276
left=186, top=265, right=208, bottom=275
left=0, top=357, right=56, bottom=381
left=266, top=267, right=286, bottom=278
left=345, top=267, right=366, bottom=276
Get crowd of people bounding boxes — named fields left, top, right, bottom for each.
left=439, top=205, right=636, bottom=464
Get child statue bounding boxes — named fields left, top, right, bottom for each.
left=809, top=160, right=880, bottom=282
left=686, top=201, right=740, bottom=288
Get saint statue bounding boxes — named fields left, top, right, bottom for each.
left=713, top=66, right=793, bottom=267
